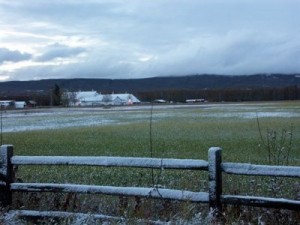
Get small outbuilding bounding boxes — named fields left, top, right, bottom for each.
left=186, top=99, right=205, bottom=103
left=0, top=100, right=15, bottom=108
left=27, top=100, right=37, bottom=107
left=15, top=101, right=26, bottom=109
left=153, top=99, right=167, bottom=104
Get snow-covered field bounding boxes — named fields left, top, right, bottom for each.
left=1, top=102, right=300, bottom=133
left=1, top=102, right=299, bottom=224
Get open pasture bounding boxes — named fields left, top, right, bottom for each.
left=2, top=101, right=299, bottom=188
left=2, top=101, right=300, bottom=162
left=1, top=101, right=300, bottom=223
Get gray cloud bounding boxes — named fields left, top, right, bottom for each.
left=1, top=0, right=300, bottom=81
left=0, top=48, right=32, bottom=64
left=36, top=43, right=86, bottom=62
left=8, top=30, right=300, bottom=81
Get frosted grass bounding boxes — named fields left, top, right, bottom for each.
left=199, top=111, right=299, bottom=119
left=1, top=102, right=300, bottom=133
left=2, top=114, right=116, bottom=133
left=1, top=108, right=145, bottom=133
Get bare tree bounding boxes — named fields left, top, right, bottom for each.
left=102, top=94, right=112, bottom=105
left=61, top=91, right=78, bottom=106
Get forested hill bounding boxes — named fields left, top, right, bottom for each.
left=1, top=74, right=300, bottom=94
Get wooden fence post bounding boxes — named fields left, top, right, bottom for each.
left=0, top=145, right=14, bottom=207
left=208, top=147, right=222, bottom=218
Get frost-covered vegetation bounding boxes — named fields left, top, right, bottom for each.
left=1, top=101, right=300, bottom=224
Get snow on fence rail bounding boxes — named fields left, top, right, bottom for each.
left=222, top=162, right=300, bottom=177
left=1, top=144, right=300, bottom=222
left=10, top=183, right=209, bottom=203
left=11, top=155, right=209, bottom=170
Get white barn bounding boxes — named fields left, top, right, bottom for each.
left=0, top=100, right=14, bottom=108
left=110, top=93, right=140, bottom=105
left=15, top=101, right=26, bottom=109
left=65, top=91, right=140, bottom=106
left=76, top=91, right=102, bottom=106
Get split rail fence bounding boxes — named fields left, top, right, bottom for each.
left=1, top=144, right=300, bottom=223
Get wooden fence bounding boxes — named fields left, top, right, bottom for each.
left=1, top=144, right=300, bottom=223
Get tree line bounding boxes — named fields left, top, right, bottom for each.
left=136, top=85, right=300, bottom=102
left=0, top=85, right=299, bottom=106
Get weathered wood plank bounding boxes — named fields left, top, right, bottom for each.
left=11, top=183, right=209, bottom=203
left=0, top=145, right=14, bottom=181
left=11, top=156, right=209, bottom=170
left=222, top=195, right=300, bottom=210
left=208, top=147, right=222, bottom=215
left=0, top=145, right=14, bottom=206
left=222, top=162, right=300, bottom=178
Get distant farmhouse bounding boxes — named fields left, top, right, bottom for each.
left=185, top=99, right=206, bottom=103
left=64, top=91, right=140, bottom=106
left=0, top=100, right=14, bottom=108
left=0, top=100, right=31, bottom=109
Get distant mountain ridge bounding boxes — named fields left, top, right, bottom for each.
left=1, top=74, right=300, bottom=94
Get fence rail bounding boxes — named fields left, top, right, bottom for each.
left=11, top=155, right=209, bottom=170
left=222, top=162, right=300, bottom=177
left=221, top=195, right=300, bottom=210
left=1, top=144, right=300, bottom=223
left=11, top=183, right=209, bottom=203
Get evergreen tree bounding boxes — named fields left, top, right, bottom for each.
left=51, top=84, right=62, bottom=106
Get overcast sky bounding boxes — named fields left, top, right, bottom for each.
left=0, top=0, right=300, bottom=81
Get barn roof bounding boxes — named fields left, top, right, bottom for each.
left=111, top=94, right=140, bottom=103
left=71, top=91, right=140, bottom=104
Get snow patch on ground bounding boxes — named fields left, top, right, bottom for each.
left=1, top=104, right=299, bottom=133
left=201, top=111, right=299, bottom=119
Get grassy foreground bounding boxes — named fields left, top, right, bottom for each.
left=5, top=102, right=299, bottom=162
left=1, top=101, right=300, bottom=224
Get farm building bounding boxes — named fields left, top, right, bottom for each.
left=65, top=91, right=140, bottom=106
left=0, top=100, right=15, bottom=108
left=15, top=101, right=26, bottom=109
left=186, top=99, right=206, bottom=103
left=27, top=100, right=37, bottom=107
left=0, top=100, right=27, bottom=109
left=153, top=99, right=167, bottom=103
